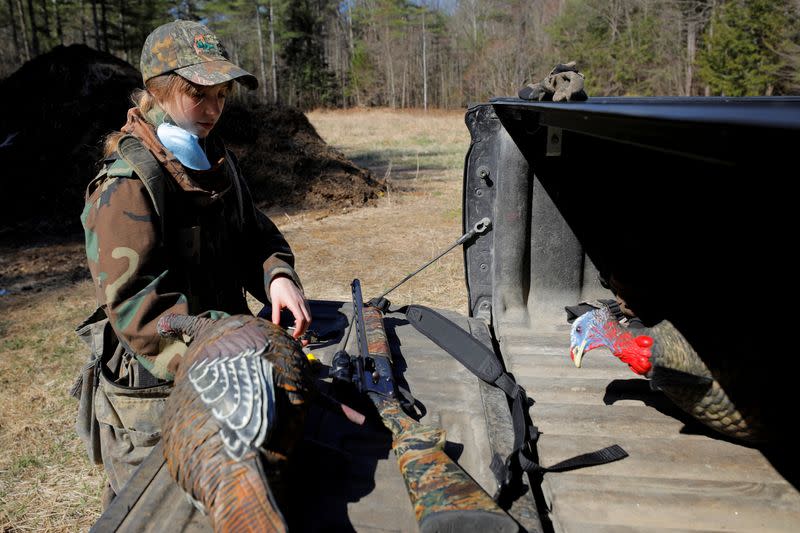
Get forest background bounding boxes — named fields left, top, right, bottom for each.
left=1, top=0, right=799, bottom=109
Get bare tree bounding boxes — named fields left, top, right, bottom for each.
left=254, top=1, right=268, bottom=101
left=672, top=0, right=714, bottom=95
left=90, top=0, right=99, bottom=50
left=421, top=9, right=427, bottom=110
left=269, top=0, right=278, bottom=104
left=6, top=0, right=21, bottom=58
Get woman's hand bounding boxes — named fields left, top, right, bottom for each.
left=269, top=276, right=312, bottom=342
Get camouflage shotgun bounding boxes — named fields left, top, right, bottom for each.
left=348, top=279, right=518, bottom=533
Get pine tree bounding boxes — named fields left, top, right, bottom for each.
left=697, top=0, right=798, bottom=95
left=279, top=0, right=337, bottom=108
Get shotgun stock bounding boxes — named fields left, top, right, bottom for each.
left=350, top=279, right=518, bottom=533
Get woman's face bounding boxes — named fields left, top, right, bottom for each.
left=161, top=82, right=229, bottom=138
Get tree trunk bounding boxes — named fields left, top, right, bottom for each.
left=53, top=0, right=63, bottom=45
left=607, top=0, right=619, bottom=44
left=440, top=48, right=446, bottom=108
left=26, top=0, right=39, bottom=55
left=705, top=2, right=714, bottom=96
left=79, top=0, right=87, bottom=44
left=7, top=0, right=21, bottom=57
left=347, top=1, right=359, bottom=106
left=100, top=0, right=108, bottom=52
left=384, top=25, right=395, bottom=107
left=269, top=0, right=278, bottom=104
left=255, top=1, right=268, bottom=101
left=118, top=0, right=127, bottom=61
left=39, top=0, right=50, bottom=46
left=686, top=20, right=696, bottom=96
left=422, top=10, right=428, bottom=111
left=231, top=42, right=240, bottom=100
left=15, top=0, right=29, bottom=60
left=401, top=59, right=407, bottom=108
left=469, top=0, right=479, bottom=102
left=471, top=0, right=477, bottom=47
left=90, top=0, right=100, bottom=50
left=341, top=47, right=346, bottom=108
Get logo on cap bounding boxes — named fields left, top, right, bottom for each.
left=194, top=34, right=218, bottom=56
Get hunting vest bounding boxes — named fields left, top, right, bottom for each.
left=75, top=135, right=251, bottom=481
left=88, top=134, right=252, bottom=316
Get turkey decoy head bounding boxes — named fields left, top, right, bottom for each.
left=569, top=306, right=654, bottom=375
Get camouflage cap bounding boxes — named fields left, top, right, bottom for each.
left=141, top=20, right=257, bottom=90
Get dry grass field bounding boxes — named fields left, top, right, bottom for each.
left=0, top=107, right=471, bottom=531
left=281, top=108, right=470, bottom=310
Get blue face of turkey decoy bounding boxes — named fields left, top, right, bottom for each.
left=569, top=307, right=654, bottom=375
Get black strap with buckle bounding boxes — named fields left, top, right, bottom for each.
left=403, top=304, right=628, bottom=504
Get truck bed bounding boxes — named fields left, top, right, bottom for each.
left=104, top=301, right=800, bottom=532
left=111, top=301, right=538, bottom=532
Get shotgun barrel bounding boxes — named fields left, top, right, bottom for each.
left=350, top=279, right=518, bottom=533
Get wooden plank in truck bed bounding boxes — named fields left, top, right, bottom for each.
left=499, top=330, right=800, bottom=532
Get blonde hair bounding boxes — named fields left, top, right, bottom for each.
left=103, top=74, right=232, bottom=156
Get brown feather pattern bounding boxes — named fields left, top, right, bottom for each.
left=161, top=314, right=312, bottom=532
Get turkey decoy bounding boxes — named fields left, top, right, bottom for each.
left=157, top=313, right=313, bottom=532
left=569, top=306, right=767, bottom=442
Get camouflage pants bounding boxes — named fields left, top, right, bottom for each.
left=94, top=346, right=173, bottom=495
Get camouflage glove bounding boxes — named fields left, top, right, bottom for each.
left=519, top=61, right=588, bottom=103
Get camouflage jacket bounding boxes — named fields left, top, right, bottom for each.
left=82, top=107, right=301, bottom=380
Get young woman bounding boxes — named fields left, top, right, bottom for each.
left=79, top=19, right=310, bottom=506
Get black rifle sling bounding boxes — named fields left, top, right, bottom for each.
left=404, top=305, right=628, bottom=493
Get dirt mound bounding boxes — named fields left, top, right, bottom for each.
left=0, top=44, right=141, bottom=236
left=0, top=45, right=381, bottom=238
left=217, top=103, right=383, bottom=211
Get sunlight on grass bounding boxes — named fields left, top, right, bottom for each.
left=0, top=280, right=103, bottom=532
left=308, top=108, right=469, bottom=182
left=295, top=108, right=470, bottom=313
